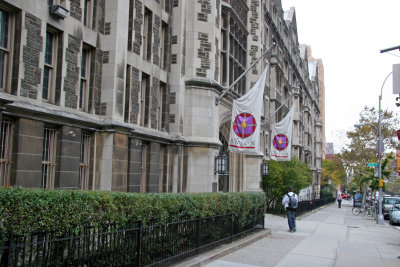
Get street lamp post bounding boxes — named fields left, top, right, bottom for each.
left=354, top=71, right=392, bottom=225
left=377, top=72, right=392, bottom=225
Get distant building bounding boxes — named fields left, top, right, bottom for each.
left=325, top=142, right=335, bottom=160
left=0, top=0, right=323, bottom=197
left=307, top=46, right=326, bottom=160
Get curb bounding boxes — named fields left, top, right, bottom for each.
left=173, top=228, right=272, bottom=267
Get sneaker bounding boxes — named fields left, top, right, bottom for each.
left=293, top=228, right=296, bottom=232
left=290, top=229, right=294, bottom=232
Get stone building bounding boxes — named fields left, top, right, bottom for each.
left=307, top=45, right=326, bottom=160
left=0, top=0, right=322, bottom=197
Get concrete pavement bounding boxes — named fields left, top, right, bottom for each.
left=176, top=199, right=400, bottom=267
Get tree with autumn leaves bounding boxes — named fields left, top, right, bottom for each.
left=340, top=106, right=400, bottom=196
left=321, top=157, right=346, bottom=197
left=262, top=106, right=400, bottom=213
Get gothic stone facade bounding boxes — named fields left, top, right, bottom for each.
left=0, top=0, right=322, bottom=196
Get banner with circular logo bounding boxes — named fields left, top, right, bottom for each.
left=270, top=106, right=295, bottom=161
left=229, top=67, right=268, bottom=154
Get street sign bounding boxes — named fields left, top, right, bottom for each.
left=393, top=64, right=400, bottom=94
left=367, top=162, right=378, bottom=167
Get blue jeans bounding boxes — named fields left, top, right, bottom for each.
left=287, top=209, right=296, bottom=230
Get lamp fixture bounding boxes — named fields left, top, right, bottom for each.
left=261, top=162, right=269, bottom=176
left=50, top=5, right=69, bottom=19
left=216, top=154, right=228, bottom=175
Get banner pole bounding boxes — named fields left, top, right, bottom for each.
left=261, top=87, right=299, bottom=129
left=215, top=42, right=276, bottom=105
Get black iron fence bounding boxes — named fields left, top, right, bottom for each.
left=296, top=197, right=336, bottom=216
left=0, top=208, right=265, bottom=266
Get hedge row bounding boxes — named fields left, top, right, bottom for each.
left=0, top=187, right=265, bottom=243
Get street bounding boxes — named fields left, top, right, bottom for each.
left=201, top=199, right=400, bottom=267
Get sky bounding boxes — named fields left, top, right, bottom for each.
left=281, top=0, right=400, bottom=153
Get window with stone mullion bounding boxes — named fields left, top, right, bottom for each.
left=0, top=9, right=9, bottom=91
left=79, top=44, right=94, bottom=112
left=124, top=65, right=132, bottom=123
left=0, top=118, right=13, bottom=186
left=41, top=125, right=57, bottom=189
left=43, top=30, right=54, bottom=101
left=158, top=82, right=167, bottom=131
left=140, top=73, right=150, bottom=127
left=143, top=8, right=152, bottom=61
left=127, top=0, right=134, bottom=51
left=160, top=22, right=168, bottom=70
left=224, top=10, right=247, bottom=95
left=79, top=132, right=91, bottom=190
left=83, top=0, right=95, bottom=29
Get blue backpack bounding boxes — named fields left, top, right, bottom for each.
left=287, top=193, right=298, bottom=209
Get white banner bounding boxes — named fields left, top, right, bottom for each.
left=270, top=106, right=295, bottom=161
left=228, top=66, right=268, bottom=154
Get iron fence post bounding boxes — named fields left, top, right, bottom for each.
left=263, top=208, right=266, bottom=229
left=5, top=233, right=13, bottom=267
left=136, top=221, right=142, bottom=267
left=196, top=216, right=200, bottom=254
left=230, top=213, right=234, bottom=243
left=252, top=210, right=255, bottom=234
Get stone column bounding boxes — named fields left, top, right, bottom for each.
left=11, top=118, right=44, bottom=188
left=56, top=126, right=81, bottom=189
left=111, top=133, right=129, bottom=192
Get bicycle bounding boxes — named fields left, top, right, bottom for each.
left=352, top=201, right=375, bottom=216
left=352, top=206, right=363, bottom=215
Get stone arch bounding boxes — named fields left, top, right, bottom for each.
left=220, top=111, right=231, bottom=124
left=217, top=120, right=230, bottom=192
left=219, top=120, right=230, bottom=147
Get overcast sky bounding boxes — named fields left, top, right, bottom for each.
left=281, top=0, right=400, bottom=153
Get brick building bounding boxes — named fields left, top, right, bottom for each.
left=0, top=0, right=323, bottom=196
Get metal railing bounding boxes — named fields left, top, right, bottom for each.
left=296, top=197, right=336, bottom=216
left=0, top=208, right=265, bottom=266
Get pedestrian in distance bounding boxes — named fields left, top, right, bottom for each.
left=282, top=186, right=298, bottom=233
left=337, top=193, right=342, bottom=208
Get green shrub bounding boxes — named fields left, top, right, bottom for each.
left=262, top=157, right=312, bottom=212
left=0, top=187, right=265, bottom=244
left=320, top=186, right=335, bottom=198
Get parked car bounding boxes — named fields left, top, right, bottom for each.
left=341, top=193, right=351, bottom=200
left=382, top=196, right=400, bottom=219
left=389, top=204, right=400, bottom=225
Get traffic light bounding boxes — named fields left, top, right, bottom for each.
left=396, top=158, right=400, bottom=173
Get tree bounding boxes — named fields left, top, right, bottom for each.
left=344, top=106, right=399, bottom=161
left=262, top=157, right=312, bottom=213
left=341, top=106, right=399, bottom=172
left=321, top=157, right=346, bottom=188
left=341, top=106, right=399, bottom=203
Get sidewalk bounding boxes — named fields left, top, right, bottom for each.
left=176, top=199, right=400, bottom=267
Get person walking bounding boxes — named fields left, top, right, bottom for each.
left=282, top=186, right=298, bottom=232
left=337, top=193, right=342, bottom=208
